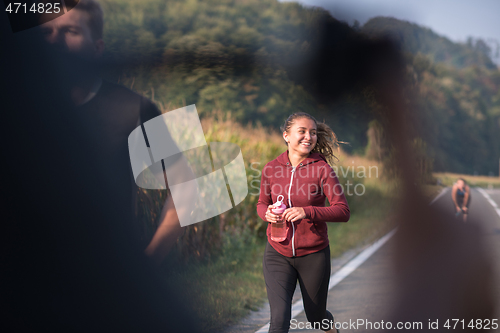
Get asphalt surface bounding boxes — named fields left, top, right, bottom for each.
left=223, top=187, right=500, bottom=333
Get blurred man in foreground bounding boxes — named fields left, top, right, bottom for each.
left=39, top=0, right=193, bottom=264
left=0, top=1, right=200, bottom=331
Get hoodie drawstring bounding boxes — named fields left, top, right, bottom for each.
left=288, top=166, right=296, bottom=257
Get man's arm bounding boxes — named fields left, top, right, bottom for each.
left=143, top=152, right=197, bottom=265
left=144, top=192, right=183, bottom=265
left=138, top=98, right=200, bottom=264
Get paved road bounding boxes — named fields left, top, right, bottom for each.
left=224, top=187, right=500, bottom=333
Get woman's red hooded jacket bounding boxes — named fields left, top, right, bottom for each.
left=257, top=150, right=350, bottom=257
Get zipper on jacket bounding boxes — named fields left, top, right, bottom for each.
left=288, top=166, right=296, bottom=257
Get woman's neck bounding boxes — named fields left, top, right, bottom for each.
left=287, top=150, right=309, bottom=167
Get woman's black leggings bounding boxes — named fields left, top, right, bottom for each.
left=263, top=241, right=334, bottom=333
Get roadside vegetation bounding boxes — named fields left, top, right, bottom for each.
left=433, top=172, right=500, bottom=189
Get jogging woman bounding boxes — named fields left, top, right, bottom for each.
left=451, top=178, right=471, bottom=222
left=257, top=112, right=350, bottom=333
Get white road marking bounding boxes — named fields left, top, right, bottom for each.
left=430, top=187, right=449, bottom=205
left=326, top=228, right=397, bottom=289
left=255, top=187, right=447, bottom=333
left=478, top=187, right=500, bottom=218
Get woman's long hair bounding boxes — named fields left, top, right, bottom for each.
left=280, top=112, right=346, bottom=165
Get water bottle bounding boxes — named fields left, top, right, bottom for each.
left=271, top=195, right=287, bottom=242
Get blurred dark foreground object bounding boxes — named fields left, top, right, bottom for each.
left=367, top=37, right=496, bottom=333
left=0, top=15, right=200, bottom=333
left=389, top=195, right=495, bottom=332
left=282, top=13, right=497, bottom=332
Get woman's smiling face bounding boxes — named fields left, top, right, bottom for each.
left=283, top=117, right=317, bottom=155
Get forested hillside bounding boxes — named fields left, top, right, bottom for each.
left=362, top=16, right=497, bottom=70
left=362, top=17, right=500, bottom=174
left=99, top=0, right=500, bottom=175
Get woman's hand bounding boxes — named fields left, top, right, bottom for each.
left=283, top=207, right=306, bottom=223
left=265, top=205, right=280, bottom=223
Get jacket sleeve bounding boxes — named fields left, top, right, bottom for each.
left=302, top=164, right=350, bottom=222
left=256, top=163, right=273, bottom=222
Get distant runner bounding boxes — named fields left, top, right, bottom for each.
left=451, top=178, right=471, bottom=222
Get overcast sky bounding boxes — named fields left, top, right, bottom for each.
left=281, top=0, right=500, bottom=62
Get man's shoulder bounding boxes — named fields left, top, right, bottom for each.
left=100, top=80, right=142, bottom=102
left=99, top=80, right=161, bottom=121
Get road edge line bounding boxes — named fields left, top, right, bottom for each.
left=477, top=187, right=500, bottom=218
left=430, top=187, right=448, bottom=205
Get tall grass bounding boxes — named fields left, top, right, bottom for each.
left=434, top=172, right=500, bottom=189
